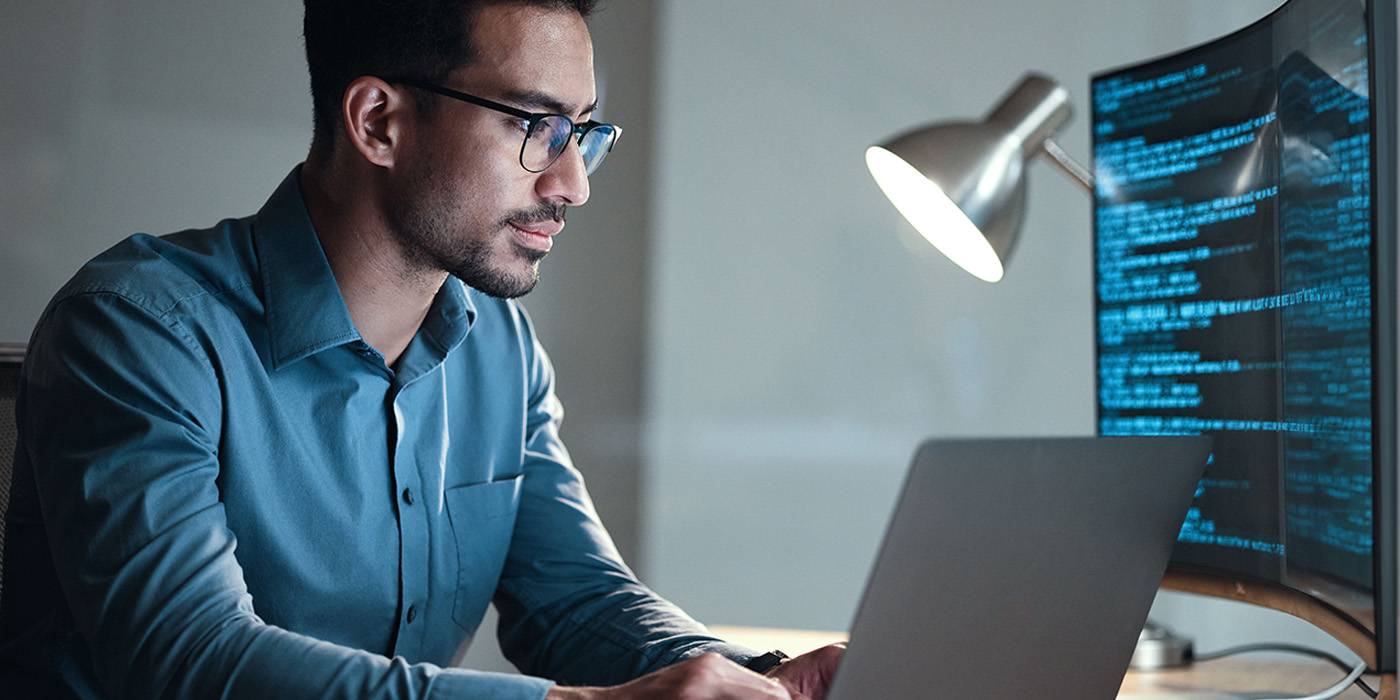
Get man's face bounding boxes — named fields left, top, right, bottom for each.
left=385, top=3, right=596, bottom=298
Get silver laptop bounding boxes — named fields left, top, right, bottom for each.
left=827, top=436, right=1211, bottom=700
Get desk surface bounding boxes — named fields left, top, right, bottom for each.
left=710, top=626, right=1380, bottom=699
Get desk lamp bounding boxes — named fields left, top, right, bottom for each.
left=864, top=73, right=1092, bottom=282
left=865, top=73, right=1194, bottom=669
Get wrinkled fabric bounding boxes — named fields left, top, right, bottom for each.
left=0, top=168, right=758, bottom=699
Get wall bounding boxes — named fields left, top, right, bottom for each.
left=1, top=0, right=310, bottom=339
left=640, top=0, right=1358, bottom=662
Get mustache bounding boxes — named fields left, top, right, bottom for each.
left=503, top=203, right=566, bottom=228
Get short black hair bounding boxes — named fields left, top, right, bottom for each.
left=303, top=0, right=598, bottom=152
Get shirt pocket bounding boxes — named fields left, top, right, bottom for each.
left=444, top=474, right=523, bottom=631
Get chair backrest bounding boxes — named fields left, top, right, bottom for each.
left=0, top=343, right=25, bottom=604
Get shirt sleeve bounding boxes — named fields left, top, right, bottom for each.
left=492, top=306, right=764, bottom=686
left=20, top=291, right=554, bottom=700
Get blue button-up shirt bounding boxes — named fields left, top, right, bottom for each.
left=0, top=169, right=757, bottom=699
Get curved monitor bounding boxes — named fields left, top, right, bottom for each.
left=1091, top=0, right=1396, bottom=670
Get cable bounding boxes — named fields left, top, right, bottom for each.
left=1253, top=661, right=1367, bottom=700
left=1193, top=643, right=1377, bottom=698
left=1195, top=643, right=1356, bottom=673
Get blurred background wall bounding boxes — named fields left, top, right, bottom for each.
left=1, top=0, right=1359, bottom=673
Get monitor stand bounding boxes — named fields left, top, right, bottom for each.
left=1157, top=569, right=1398, bottom=699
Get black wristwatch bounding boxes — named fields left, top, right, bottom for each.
left=746, top=649, right=791, bottom=674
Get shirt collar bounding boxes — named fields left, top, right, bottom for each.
left=394, top=276, right=476, bottom=385
left=252, top=167, right=478, bottom=372
left=253, top=168, right=362, bottom=370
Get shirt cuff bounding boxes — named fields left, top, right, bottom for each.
left=669, top=639, right=770, bottom=671
left=427, top=669, right=555, bottom=700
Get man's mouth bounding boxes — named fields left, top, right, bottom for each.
left=509, top=221, right=561, bottom=253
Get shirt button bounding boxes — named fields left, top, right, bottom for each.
left=406, top=604, right=418, bottom=624
left=401, top=488, right=414, bottom=505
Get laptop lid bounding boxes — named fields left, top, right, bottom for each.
left=827, top=436, right=1211, bottom=700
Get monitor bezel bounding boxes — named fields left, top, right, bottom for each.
left=1088, top=0, right=1396, bottom=672
left=1371, top=0, right=1397, bottom=673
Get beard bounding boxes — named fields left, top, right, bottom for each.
left=384, top=161, right=563, bottom=299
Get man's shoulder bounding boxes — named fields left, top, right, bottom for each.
left=53, top=218, right=259, bottom=321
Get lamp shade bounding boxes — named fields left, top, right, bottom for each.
left=866, top=74, right=1075, bottom=283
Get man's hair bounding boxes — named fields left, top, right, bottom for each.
left=303, top=0, right=598, bottom=152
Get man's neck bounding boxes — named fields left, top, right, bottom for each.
left=299, top=159, right=447, bottom=369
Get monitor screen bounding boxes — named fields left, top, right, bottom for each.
left=1091, top=0, right=1391, bottom=660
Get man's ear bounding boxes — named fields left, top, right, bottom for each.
left=341, top=76, right=410, bottom=168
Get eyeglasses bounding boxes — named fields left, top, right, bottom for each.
left=386, top=78, right=621, bottom=176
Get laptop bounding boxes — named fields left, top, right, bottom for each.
left=826, top=436, right=1211, bottom=700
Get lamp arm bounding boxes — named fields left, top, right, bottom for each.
left=1039, top=137, right=1094, bottom=193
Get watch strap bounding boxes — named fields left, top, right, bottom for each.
left=745, top=649, right=791, bottom=674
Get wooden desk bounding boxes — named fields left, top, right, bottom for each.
left=1119, top=660, right=1380, bottom=699
left=711, top=626, right=1388, bottom=699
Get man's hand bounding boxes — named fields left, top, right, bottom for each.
left=765, top=644, right=846, bottom=700
left=545, top=653, right=798, bottom=699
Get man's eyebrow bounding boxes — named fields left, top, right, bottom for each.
left=500, top=88, right=598, bottom=117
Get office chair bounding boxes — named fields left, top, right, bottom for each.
left=0, top=343, right=25, bottom=603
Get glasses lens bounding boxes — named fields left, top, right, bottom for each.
left=522, top=115, right=574, bottom=172
left=579, top=125, right=619, bottom=175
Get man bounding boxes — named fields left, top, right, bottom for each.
left=0, top=1, right=843, bottom=697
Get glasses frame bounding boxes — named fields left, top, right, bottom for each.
left=383, top=77, right=620, bottom=174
